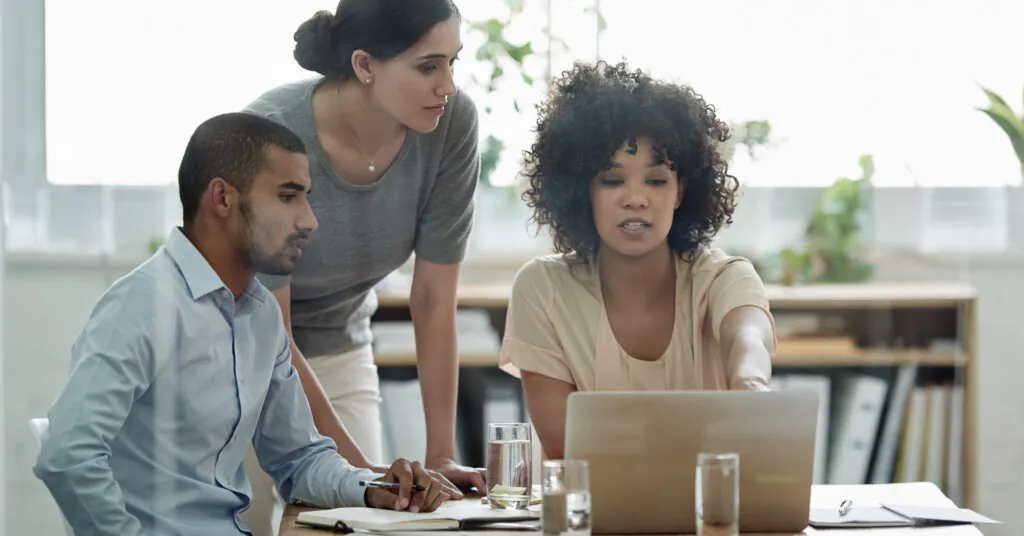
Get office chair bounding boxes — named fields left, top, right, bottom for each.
left=28, top=418, right=75, bottom=536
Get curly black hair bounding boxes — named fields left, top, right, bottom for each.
left=521, top=60, right=739, bottom=263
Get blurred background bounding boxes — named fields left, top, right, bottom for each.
left=2, top=0, right=1022, bottom=534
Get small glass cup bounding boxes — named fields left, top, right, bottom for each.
left=541, top=460, right=591, bottom=535
left=485, top=423, right=533, bottom=510
left=695, top=453, right=739, bottom=536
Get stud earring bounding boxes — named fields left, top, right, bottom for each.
left=365, top=78, right=372, bottom=84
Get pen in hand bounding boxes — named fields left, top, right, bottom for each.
left=360, top=480, right=426, bottom=493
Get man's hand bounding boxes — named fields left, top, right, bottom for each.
left=426, top=457, right=486, bottom=495
left=365, top=459, right=452, bottom=513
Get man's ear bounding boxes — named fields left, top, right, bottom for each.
left=207, top=178, right=238, bottom=219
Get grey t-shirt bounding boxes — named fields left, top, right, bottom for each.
left=243, top=78, right=478, bottom=358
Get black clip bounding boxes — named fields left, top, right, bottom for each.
left=332, top=520, right=354, bottom=534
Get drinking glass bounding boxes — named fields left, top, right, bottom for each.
left=541, top=460, right=591, bottom=535
left=695, top=453, right=739, bottom=536
left=485, top=423, right=532, bottom=510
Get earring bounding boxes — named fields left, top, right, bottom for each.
left=365, top=78, right=372, bottom=84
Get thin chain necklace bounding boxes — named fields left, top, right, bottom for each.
left=343, top=124, right=387, bottom=172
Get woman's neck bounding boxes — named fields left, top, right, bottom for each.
left=312, top=79, right=404, bottom=149
left=598, top=244, right=676, bottom=308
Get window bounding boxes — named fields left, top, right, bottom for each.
left=45, top=0, right=339, bottom=186
left=598, top=0, right=1023, bottom=187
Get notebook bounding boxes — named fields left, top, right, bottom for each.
left=809, top=503, right=1000, bottom=528
left=296, top=504, right=540, bottom=532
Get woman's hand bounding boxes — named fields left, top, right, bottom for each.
left=365, top=459, right=452, bottom=513
left=426, top=457, right=486, bottom=496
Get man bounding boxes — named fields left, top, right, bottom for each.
left=33, top=113, right=450, bottom=536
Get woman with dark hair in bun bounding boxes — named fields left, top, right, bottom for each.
left=240, top=1, right=482, bottom=532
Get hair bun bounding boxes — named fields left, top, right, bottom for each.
left=293, top=10, right=336, bottom=76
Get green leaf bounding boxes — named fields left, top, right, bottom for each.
left=507, top=0, right=525, bottom=14
left=980, top=86, right=1014, bottom=117
left=979, top=108, right=1024, bottom=164
left=503, top=42, right=534, bottom=64
left=857, top=154, right=875, bottom=183
left=521, top=73, right=534, bottom=85
left=597, top=12, right=607, bottom=32
left=514, top=99, right=520, bottom=113
left=490, top=65, right=504, bottom=82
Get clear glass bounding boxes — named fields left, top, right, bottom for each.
left=541, top=460, right=592, bottom=535
left=486, top=423, right=533, bottom=510
left=695, top=453, right=739, bottom=536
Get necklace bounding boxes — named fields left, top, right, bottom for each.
left=344, top=124, right=386, bottom=172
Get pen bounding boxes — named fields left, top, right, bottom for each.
left=359, top=480, right=426, bottom=493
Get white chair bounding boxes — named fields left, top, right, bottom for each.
left=28, top=418, right=75, bottom=536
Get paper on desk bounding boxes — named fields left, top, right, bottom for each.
left=881, top=504, right=1001, bottom=524
left=809, top=506, right=913, bottom=528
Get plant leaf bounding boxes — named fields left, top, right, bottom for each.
left=503, top=42, right=534, bottom=64
left=980, top=86, right=1018, bottom=121
left=978, top=108, right=1024, bottom=164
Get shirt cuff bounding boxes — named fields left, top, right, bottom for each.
left=342, top=470, right=386, bottom=507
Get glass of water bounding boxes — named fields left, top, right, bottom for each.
left=542, top=460, right=591, bottom=535
left=486, top=423, right=532, bottom=510
left=695, top=453, right=739, bottom=536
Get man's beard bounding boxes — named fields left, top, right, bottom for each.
left=239, top=201, right=294, bottom=276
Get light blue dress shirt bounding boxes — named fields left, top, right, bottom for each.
left=34, top=228, right=381, bottom=535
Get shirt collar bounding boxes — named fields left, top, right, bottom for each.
left=164, top=227, right=268, bottom=305
left=164, top=227, right=228, bottom=301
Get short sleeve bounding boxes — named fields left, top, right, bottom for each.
left=707, top=259, right=776, bottom=350
left=413, top=92, right=480, bottom=264
left=498, top=260, right=575, bottom=385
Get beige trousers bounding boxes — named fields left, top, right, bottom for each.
left=239, top=344, right=383, bottom=536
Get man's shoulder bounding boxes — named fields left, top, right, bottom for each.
left=91, top=254, right=188, bottom=321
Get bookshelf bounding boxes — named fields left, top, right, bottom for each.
left=370, top=282, right=976, bottom=510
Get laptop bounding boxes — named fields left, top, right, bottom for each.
left=564, top=390, right=818, bottom=534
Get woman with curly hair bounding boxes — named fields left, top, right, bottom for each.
left=498, top=61, right=777, bottom=459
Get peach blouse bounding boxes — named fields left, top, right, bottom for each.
left=498, top=248, right=776, bottom=391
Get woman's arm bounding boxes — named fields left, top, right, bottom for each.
left=520, top=370, right=576, bottom=460
left=718, top=305, right=774, bottom=390
left=270, top=286, right=376, bottom=468
left=409, top=257, right=486, bottom=490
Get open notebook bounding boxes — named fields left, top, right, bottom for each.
left=296, top=504, right=540, bottom=532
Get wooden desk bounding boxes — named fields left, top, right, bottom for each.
left=280, top=482, right=982, bottom=535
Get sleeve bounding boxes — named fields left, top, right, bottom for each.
left=498, top=260, right=575, bottom=385
left=706, top=259, right=776, bottom=391
left=253, top=327, right=382, bottom=508
left=32, top=277, right=159, bottom=536
left=707, top=259, right=777, bottom=351
left=413, top=92, right=480, bottom=264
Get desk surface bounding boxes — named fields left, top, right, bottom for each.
left=279, top=482, right=982, bottom=535
left=376, top=281, right=976, bottom=309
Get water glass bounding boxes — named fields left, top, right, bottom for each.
left=486, top=423, right=532, bottom=510
left=695, top=453, right=739, bottom=536
left=542, top=460, right=591, bottom=535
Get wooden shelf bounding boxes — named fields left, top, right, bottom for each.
left=376, top=282, right=977, bottom=310
left=373, top=348, right=964, bottom=368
